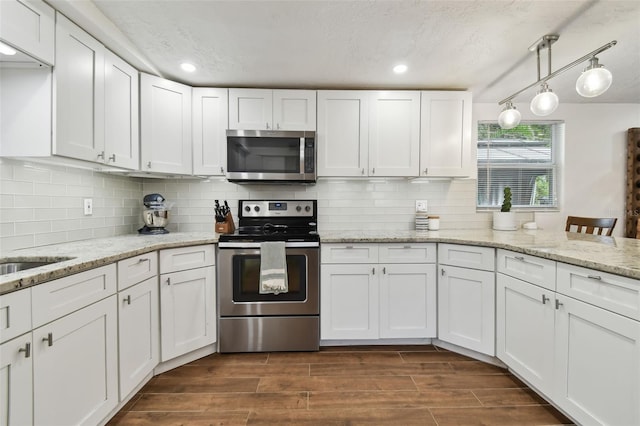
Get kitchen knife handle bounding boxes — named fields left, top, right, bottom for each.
left=18, top=342, right=31, bottom=358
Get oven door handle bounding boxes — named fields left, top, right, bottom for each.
left=218, top=241, right=320, bottom=249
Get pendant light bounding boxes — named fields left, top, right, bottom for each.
left=530, top=83, right=559, bottom=116
left=496, top=35, right=617, bottom=128
left=498, top=102, right=521, bottom=129
left=576, top=57, right=613, bottom=97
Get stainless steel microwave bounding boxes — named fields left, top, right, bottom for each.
left=226, top=130, right=316, bottom=184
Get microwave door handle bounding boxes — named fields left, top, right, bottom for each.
left=299, top=137, right=305, bottom=175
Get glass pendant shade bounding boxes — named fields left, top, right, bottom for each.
left=498, top=103, right=521, bottom=129
left=576, top=57, right=612, bottom=97
left=530, top=83, right=559, bottom=116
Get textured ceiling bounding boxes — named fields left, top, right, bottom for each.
left=52, top=0, right=640, bottom=104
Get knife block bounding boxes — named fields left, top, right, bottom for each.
left=215, top=213, right=236, bottom=234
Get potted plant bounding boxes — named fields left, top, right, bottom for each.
left=493, top=187, right=518, bottom=230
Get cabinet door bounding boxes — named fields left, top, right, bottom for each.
left=420, top=91, right=472, bottom=177
left=0, top=334, right=33, bottom=426
left=54, top=13, right=105, bottom=163
left=118, top=277, right=159, bottom=400
left=438, top=265, right=495, bottom=355
left=273, top=89, right=316, bottom=130
left=193, top=88, right=229, bottom=175
left=320, top=264, right=379, bottom=340
left=496, top=273, right=555, bottom=394
left=33, top=296, right=118, bottom=426
left=317, top=90, right=369, bottom=177
left=368, top=91, right=420, bottom=177
left=0, top=288, right=31, bottom=344
left=228, top=88, right=272, bottom=130
left=0, top=0, right=55, bottom=65
left=554, top=295, right=640, bottom=426
left=380, top=264, right=436, bottom=338
left=140, top=73, right=192, bottom=174
left=104, top=50, right=139, bottom=170
left=160, top=267, right=216, bottom=361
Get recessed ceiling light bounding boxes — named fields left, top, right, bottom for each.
left=0, top=42, right=17, bottom=56
left=180, top=62, right=196, bottom=72
left=393, top=64, right=408, bottom=74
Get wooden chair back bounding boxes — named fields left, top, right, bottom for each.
left=565, top=216, right=617, bottom=236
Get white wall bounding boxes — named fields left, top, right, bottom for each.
left=1, top=102, right=637, bottom=252
left=474, top=102, right=640, bottom=237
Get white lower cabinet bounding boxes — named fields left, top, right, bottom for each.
left=321, top=243, right=436, bottom=341
left=0, top=334, right=33, bottom=426
left=33, top=295, right=118, bottom=426
left=118, top=276, right=159, bottom=400
left=159, top=245, right=216, bottom=361
left=437, top=244, right=495, bottom=355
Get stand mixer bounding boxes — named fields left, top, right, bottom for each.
left=138, top=193, right=170, bottom=234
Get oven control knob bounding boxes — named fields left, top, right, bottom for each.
left=296, top=205, right=302, bottom=212
left=244, top=206, right=251, bottom=212
left=305, top=205, right=311, bottom=212
left=254, top=206, right=260, bottom=212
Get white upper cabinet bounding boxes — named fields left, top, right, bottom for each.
left=140, top=73, right=193, bottom=175
left=0, top=0, right=55, bottom=65
left=317, top=91, right=369, bottom=177
left=104, top=50, right=139, bottom=170
left=53, top=13, right=105, bottom=163
left=420, top=91, right=472, bottom=177
left=317, top=90, right=420, bottom=177
left=369, top=91, right=420, bottom=177
left=229, top=88, right=316, bottom=130
left=192, top=88, right=229, bottom=176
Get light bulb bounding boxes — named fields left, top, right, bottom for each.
left=180, top=62, right=196, bottom=72
left=576, top=57, right=612, bottom=97
left=498, top=103, right=521, bottom=129
left=530, top=83, right=559, bottom=116
left=0, top=42, right=17, bottom=56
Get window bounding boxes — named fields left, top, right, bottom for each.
left=477, top=121, right=562, bottom=210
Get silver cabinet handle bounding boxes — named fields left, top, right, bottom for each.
left=18, top=342, right=31, bottom=358
left=371, top=168, right=375, bottom=174
left=108, top=154, right=116, bottom=162
left=266, top=122, right=270, bottom=129
left=423, top=168, right=428, bottom=175
left=124, top=295, right=131, bottom=305
left=587, top=274, right=602, bottom=280
left=276, top=123, right=281, bottom=130
left=221, top=166, right=225, bottom=174
left=555, top=299, right=564, bottom=310
left=403, top=245, right=411, bottom=249
left=372, top=267, right=375, bottom=275
left=382, top=267, right=386, bottom=274
left=542, top=294, right=550, bottom=304
left=514, top=256, right=525, bottom=261
left=42, top=332, right=53, bottom=347
left=147, top=161, right=152, bottom=169
left=345, top=245, right=354, bottom=249
left=97, top=151, right=105, bottom=160
left=361, top=168, right=365, bottom=175
left=166, top=277, right=171, bottom=285
left=138, top=257, right=150, bottom=263
left=441, top=268, right=445, bottom=276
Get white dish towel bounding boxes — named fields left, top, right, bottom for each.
left=259, top=241, right=288, bottom=294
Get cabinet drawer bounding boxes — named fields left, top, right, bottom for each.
left=557, top=263, right=640, bottom=321
left=497, top=249, right=556, bottom=291
left=378, top=243, right=436, bottom=263
left=438, top=244, right=495, bottom=271
left=118, top=252, right=158, bottom=291
left=160, top=245, right=215, bottom=274
left=321, top=244, right=378, bottom=264
left=0, top=289, right=31, bottom=343
left=32, top=264, right=117, bottom=328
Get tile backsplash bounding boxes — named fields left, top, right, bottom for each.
left=1, top=158, right=527, bottom=253
left=0, top=158, right=142, bottom=253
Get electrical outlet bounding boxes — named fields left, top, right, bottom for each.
left=415, top=200, right=428, bottom=212
left=84, top=198, right=93, bottom=216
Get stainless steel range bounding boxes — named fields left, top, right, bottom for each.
left=217, top=199, right=319, bottom=353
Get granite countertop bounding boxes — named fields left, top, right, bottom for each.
left=1, top=229, right=639, bottom=295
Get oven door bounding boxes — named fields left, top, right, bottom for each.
left=217, top=243, right=319, bottom=316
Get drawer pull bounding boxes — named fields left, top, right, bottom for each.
left=372, top=267, right=375, bottom=275
left=18, top=342, right=31, bottom=358
left=124, top=295, right=131, bottom=305
left=441, top=268, right=446, bottom=276
left=383, top=267, right=386, bottom=274
left=403, top=245, right=411, bottom=249
left=138, top=257, right=150, bottom=263
left=514, top=256, right=525, bottom=261
left=345, top=246, right=354, bottom=249
left=542, top=295, right=550, bottom=304
left=587, top=274, right=602, bottom=280
left=42, top=332, right=53, bottom=347
left=555, top=299, right=564, bottom=310
left=166, top=277, right=171, bottom=285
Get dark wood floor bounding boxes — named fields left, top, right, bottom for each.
left=107, top=345, right=574, bottom=425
